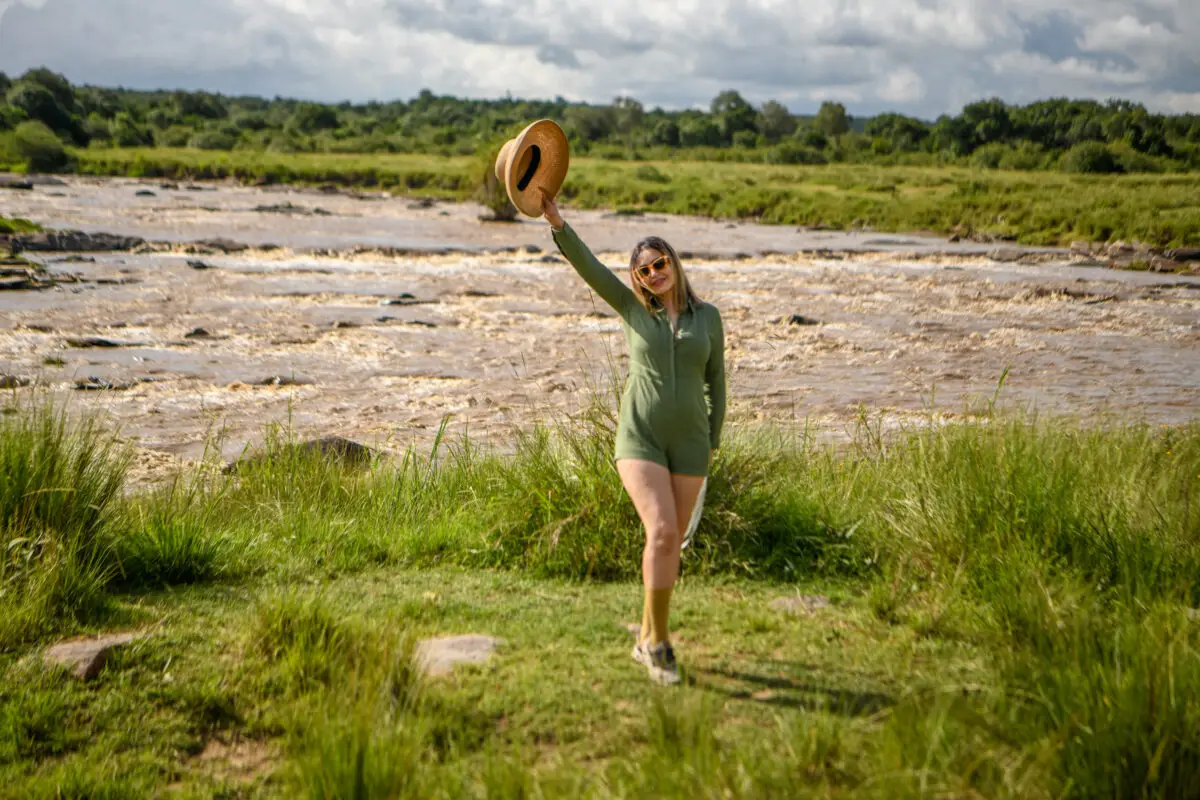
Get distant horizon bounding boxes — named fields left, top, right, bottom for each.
left=2, top=0, right=1197, bottom=118
left=7, top=66, right=1197, bottom=124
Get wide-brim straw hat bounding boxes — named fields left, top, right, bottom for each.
left=493, top=119, right=569, bottom=218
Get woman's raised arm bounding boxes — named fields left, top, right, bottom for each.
left=543, top=192, right=638, bottom=318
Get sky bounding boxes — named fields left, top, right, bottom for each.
left=1, top=0, right=1197, bottom=118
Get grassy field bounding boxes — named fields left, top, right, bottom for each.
left=71, top=147, right=1200, bottom=248
left=3, top=392, right=1200, bottom=797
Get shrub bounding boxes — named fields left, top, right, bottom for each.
left=763, top=142, right=828, bottom=165
left=11, top=120, right=69, bottom=172
left=0, top=398, right=130, bottom=647
left=1060, top=142, right=1120, bottom=174
left=633, top=164, right=670, bottom=183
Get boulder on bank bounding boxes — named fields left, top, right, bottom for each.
left=223, top=436, right=377, bottom=474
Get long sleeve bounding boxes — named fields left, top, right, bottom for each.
left=552, top=221, right=638, bottom=318
left=705, top=306, right=726, bottom=450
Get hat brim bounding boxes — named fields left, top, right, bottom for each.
left=504, top=120, right=569, bottom=218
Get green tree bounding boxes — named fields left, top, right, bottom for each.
left=564, top=105, right=615, bottom=142
left=679, top=116, right=723, bottom=148
left=864, top=113, right=929, bottom=151
left=929, top=114, right=975, bottom=156
left=6, top=82, right=81, bottom=142
left=757, top=100, right=796, bottom=143
left=613, top=96, right=644, bottom=141
left=288, top=103, right=339, bottom=134
left=961, top=98, right=1012, bottom=145
left=110, top=112, right=153, bottom=147
left=173, top=90, right=227, bottom=120
left=794, top=125, right=828, bottom=150
left=711, top=90, right=757, bottom=143
left=814, top=101, right=850, bottom=138
left=649, top=119, right=680, bottom=147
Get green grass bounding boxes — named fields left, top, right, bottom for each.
left=0, top=216, right=42, bottom=235
left=72, top=147, right=1200, bottom=247
left=2, top=394, right=1200, bottom=796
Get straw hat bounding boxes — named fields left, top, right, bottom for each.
left=493, top=119, right=570, bottom=218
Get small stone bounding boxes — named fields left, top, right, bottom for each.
left=184, top=327, right=214, bottom=339
left=769, top=595, right=831, bottom=615
left=332, top=321, right=359, bottom=329
left=64, top=336, right=127, bottom=348
left=43, top=632, right=142, bottom=680
left=988, top=247, right=1025, bottom=263
left=786, top=315, right=820, bottom=326
left=407, top=198, right=436, bottom=210
left=415, top=634, right=503, bottom=677
left=379, top=294, right=437, bottom=306
left=407, top=320, right=438, bottom=328
left=523, top=244, right=543, bottom=254
left=0, top=374, right=31, bottom=389
left=135, top=190, right=156, bottom=197
left=539, top=254, right=565, bottom=264
left=187, top=259, right=213, bottom=270
left=255, top=375, right=313, bottom=387
left=0, top=177, right=33, bottom=191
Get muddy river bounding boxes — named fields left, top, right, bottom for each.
left=3, top=176, right=1198, bottom=484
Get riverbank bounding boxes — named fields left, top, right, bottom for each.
left=58, top=148, right=1200, bottom=249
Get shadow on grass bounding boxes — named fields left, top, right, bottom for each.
left=689, top=664, right=893, bottom=717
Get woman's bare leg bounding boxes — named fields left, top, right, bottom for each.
left=617, top=459, right=679, bottom=590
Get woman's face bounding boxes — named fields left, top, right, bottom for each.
left=634, top=248, right=676, bottom=298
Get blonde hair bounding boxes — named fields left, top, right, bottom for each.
left=628, top=236, right=700, bottom=313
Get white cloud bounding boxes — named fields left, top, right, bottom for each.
left=0, top=0, right=1197, bottom=116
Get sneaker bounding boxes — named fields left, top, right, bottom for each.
left=632, top=640, right=680, bottom=685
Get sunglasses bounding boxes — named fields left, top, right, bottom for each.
left=636, top=255, right=670, bottom=279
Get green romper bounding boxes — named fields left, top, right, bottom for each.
left=552, top=222, right=726, bottom=477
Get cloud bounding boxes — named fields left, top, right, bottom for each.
left=0, top=0, right=1197, bottom=116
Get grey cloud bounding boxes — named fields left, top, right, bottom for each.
left=0, top=0, right=1197, bottom=116
left=536, top=44, right=580, bottom=69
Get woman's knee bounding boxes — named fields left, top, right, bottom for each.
left=644, top=521, right=679, bottom=554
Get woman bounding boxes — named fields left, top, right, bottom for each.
left=541, top=192, right=726, bottom=686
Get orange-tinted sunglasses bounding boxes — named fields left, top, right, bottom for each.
left=636, top=255, right=670, bottom=279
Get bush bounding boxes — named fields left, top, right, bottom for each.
left=633, top=164, right=670, bottom=183
left=1060, top=142, right=1121, bottom=174
left=763, top=142, right=828, bottom=165
left=0, top=399, right=130, bottom=647
left=474, top=136, right=519, bottom=222
left=7, top=120, right=69, bottom=172
left=155, top=125, right=192, bottom=148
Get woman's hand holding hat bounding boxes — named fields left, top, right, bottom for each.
left=541, top=190, right=564, bottom=231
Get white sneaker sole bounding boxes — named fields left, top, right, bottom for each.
left=632, top=644, right=680, bottom=685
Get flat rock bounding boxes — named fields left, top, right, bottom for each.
left=193, top=238, right=248, bottom=253
left=187, top=259, right=213, bottom=270
left=0, top=374, right=31, bottom=389
left=769, top=595, right=832, bottom=615
left=1167, top=248, right=1200, bottom=263
left=416, top=634, right=503, bottom=677
left=135, top=190, right=156, bottom=197
left=74, top=377, right=134, bottom=391
left=0, top=176, right=33, bottom=190
left=64, top=336, right=128, bottom=348
left=43, top=632, right=142, bottom=680
left=14, top=231, right=145, bottom=253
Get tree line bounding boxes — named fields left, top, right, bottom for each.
left=2, top=66, right=1199, bottom=174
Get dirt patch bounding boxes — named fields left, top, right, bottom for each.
left=194, top=738, right=278, bottom=786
